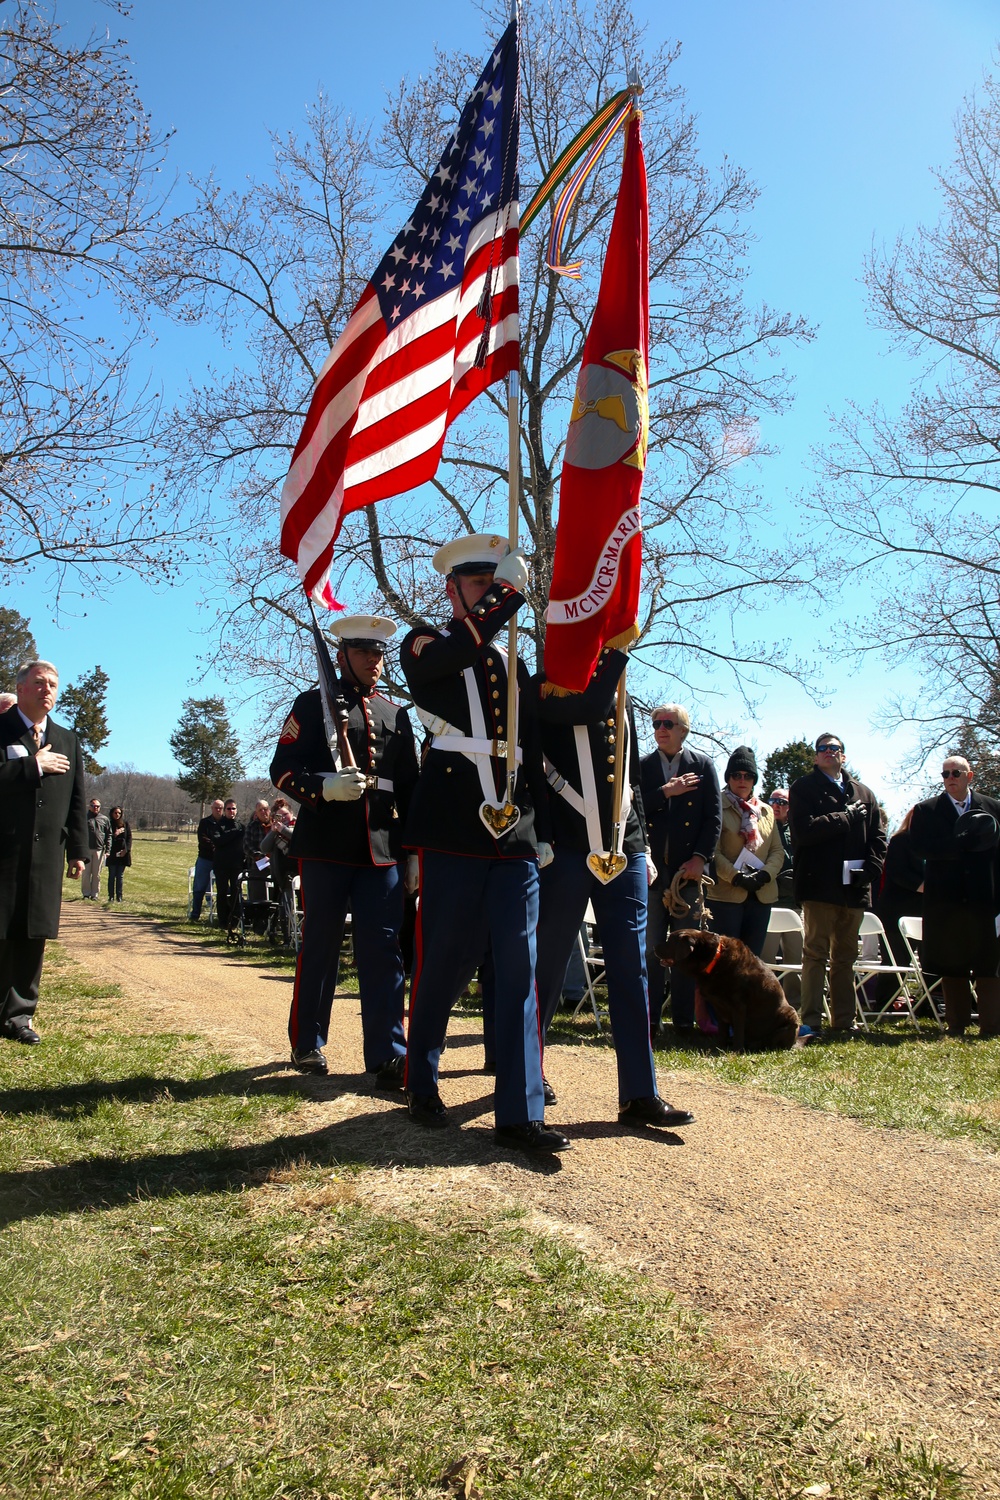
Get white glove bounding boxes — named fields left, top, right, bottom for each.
left=320, top=768, right=367, bottom=802
left=494, top=546, right=529, bottom=593
left=404, top=853, right=420, bottom=895
left=537, top=841, right=555, bottom=869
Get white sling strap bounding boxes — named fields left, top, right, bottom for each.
left=546, top=719, right=632, bottom=858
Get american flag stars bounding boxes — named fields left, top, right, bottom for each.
left=371, top=34, right=518, bottom=330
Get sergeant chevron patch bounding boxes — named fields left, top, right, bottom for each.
left=410, top=634, right=435, bottom=657
left=278, top=713, right=300, bottom=744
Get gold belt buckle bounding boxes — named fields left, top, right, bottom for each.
left=492, top=738, right=508, bottom=759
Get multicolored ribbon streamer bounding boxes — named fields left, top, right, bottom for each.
left=521, top=85, right=638, bottom=277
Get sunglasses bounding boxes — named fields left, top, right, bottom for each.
left=941, top=770, right=965, bottom=779
left=817, top=744, right=844, bottom=754
left=770, top=797, right=788, bottom=805
left=652, top=717, right=681, bottom=729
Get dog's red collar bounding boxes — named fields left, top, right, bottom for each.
left=702, top=938, right=722, bottom=975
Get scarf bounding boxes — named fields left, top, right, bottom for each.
left=723, top=787, right=762, bottom=851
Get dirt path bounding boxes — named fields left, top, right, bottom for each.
left=59, top=901, right=1000, bottom=1492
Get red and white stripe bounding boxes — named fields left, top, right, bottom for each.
left=281, top=212, right=519, bottom=608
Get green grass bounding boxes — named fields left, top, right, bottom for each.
left=0, top=956, right=964, bottom=1500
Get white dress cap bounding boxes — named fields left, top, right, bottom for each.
left=330, top=615, right=397, bottom=648
left=432, top=533, right=511, bottom=576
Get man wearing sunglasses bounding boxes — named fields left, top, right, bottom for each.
left=910, top=756, right=1000, bottom=1038
left=787, top=735, right=885, bottom=1045
left=640, top=704, right=722, bottom=1033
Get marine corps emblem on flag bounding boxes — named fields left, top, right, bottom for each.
left=278, top=713, right=300, bottom=745
left=568, top=348, right=648, bottom=472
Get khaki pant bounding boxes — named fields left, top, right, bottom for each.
left=941, top=976, right=1000, bottom=1037
left=800, top=901, right=863, bottom=1031
left=82, top=850, right=106, bottom=899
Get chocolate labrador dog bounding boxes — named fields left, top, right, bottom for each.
left=656, top=929, right=799, bottom=1051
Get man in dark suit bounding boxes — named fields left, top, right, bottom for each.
left=910, top=755, right=1000, bottom=1039
left=0, top=660, right=89, bottom=1043
left=788, top=733, right=885, bottom=1044
left=640, top=704, right=722, bottom=1032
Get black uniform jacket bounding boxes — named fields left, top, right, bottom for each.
left=910, top=790, right=1000, bottom=977
left=270, top=682, right=418, bottom=866
left=0, top=706, right=89, bottom=939
left=400, top=580, right=551, bottom=860
left=530, top=649, right=647, bottom=857
left=788, top=767, right=886, bottom=908
left=639, top=743, right=722, bottom=887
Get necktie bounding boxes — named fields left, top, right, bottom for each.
left=32, top=725, right=43, bottom=750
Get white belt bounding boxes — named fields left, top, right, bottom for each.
left=374, top=777, right=393, bottom=792
left=433, top=734, right=523, bottom=763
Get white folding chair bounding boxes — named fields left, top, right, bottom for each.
left=851, top=910, right=920, bottom=1028
left=573, top=899, right=605, bottom=1031
left=763, top=907, right=804, bottom=982
left=897, top=916, right=945, bottom=1029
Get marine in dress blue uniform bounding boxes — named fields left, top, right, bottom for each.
left=269, top=616, right=418, bottom=1082
left=399, top=535, right=569, bottom=1153
left=531, top=649, right=695, bottom=1129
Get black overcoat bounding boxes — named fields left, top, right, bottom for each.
left=0, top=706, right=89, bottom=938
left=909, top=791, right=1000, bottom=977
left=788, top=767, right=885, bottom=909
left=639, top=743, right=722, bottom=886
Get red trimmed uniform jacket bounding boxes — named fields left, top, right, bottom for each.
left=269, top=683, right=418, bottom=866
left=399, top=581, right=551, bottom=860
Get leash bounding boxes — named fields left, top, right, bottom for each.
left=662, top=869, right=714, bottom=929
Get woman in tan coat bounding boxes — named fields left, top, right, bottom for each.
left=709, top=746, right=786, bottom=956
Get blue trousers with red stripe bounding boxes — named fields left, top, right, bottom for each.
left=289, top=859, right=406, bottom=1069
left=535, top=847, right=657, bottom=1104
left=405, top=850, right=544, bottom=1127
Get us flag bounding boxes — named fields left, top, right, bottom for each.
left=280, top=20, right=520, bottom=608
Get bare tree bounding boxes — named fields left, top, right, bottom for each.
left=812, top=63, right=1000, bottom=765
left=155, top=0, right=811, bottom=727
left=0, top=1, right=200, bottom=594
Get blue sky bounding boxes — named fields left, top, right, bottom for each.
left=10, top=0, right=999, bottom=811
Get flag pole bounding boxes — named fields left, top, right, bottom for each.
left=504, top=367, right=520, bottom=810
left=501, top=0, right=521, bottom=816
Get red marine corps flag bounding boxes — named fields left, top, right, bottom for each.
left=543, top=109, right=648, bottom=693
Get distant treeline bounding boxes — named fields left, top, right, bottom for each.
left=83, top=769, right=298, bottom=830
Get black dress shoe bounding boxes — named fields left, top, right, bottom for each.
left=542, top=1077, right=557, bottom=1107
left=406, top=1091, right=450, bottom=1128
left=619, top=1096, right=695, bottom=1128
left=3, top=1022, right=40, bottom=1045
left=495, top=1121, right=571, bottom=1153
left=373, top=1056, right=406, bottom=1090
left=290, top=1047, right=328, bottom=1075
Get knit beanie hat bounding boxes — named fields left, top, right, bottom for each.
left=725, top=746, right=758, bottom=784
